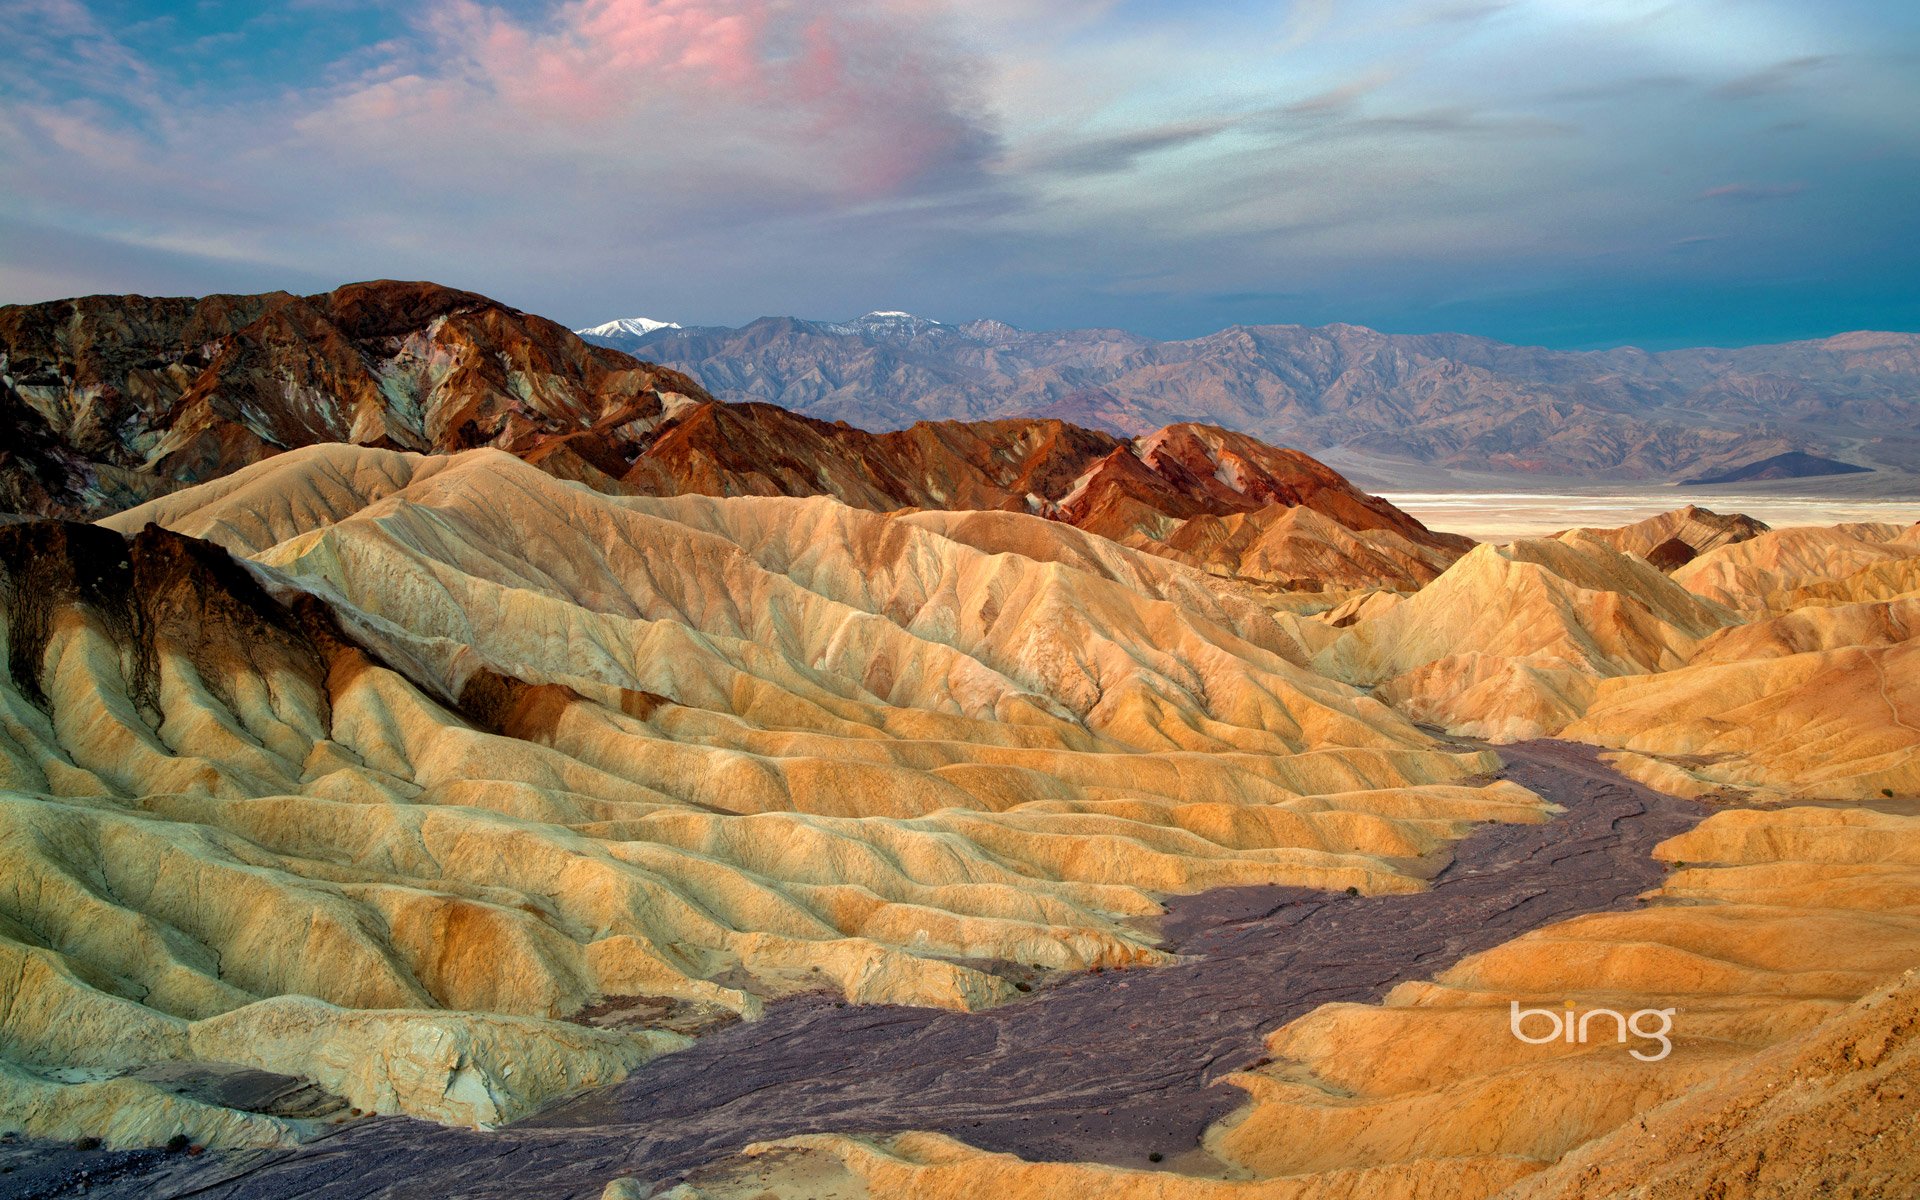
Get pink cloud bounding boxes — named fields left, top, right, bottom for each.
left=330, top=0, right=994, bottom=203
left=426, top=0, right=768, bottom=115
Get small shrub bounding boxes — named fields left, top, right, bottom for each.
left=166, top=1134, right=191, bottom=1153
left=1147, top=1152, right=1164, bottom=1163
left=73, top=1136, right=101, bottom=1152
left=1345, top=885, right=1360, bottom=897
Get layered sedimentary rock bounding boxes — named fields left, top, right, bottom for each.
left=1672, top=521, right=1920, bottom=615
left=656, top=799, right=1920, bottom=1200
left=1566, top=640, right=1920, bottom=800
left=618, top=407, right=1468, bottom=590
left=1316, top=533, right=1738, bottom=740
left=0, top=447, right=1520, bottom=1147
left=1500, top=966, right=1920, bottom=1200
left=1558, top=521, right=1920, bottom=798
left=1554, top=503, right=1769, bottom=565
left=1313, top=512, right=1920, bottom=781
left=5, top=282, right=1919, bottom=1196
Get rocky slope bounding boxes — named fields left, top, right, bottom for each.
left=1, top=283, right=1469, bottom=592
left=0, top=446, right=1519, bottom=1148
left=0, top=282, right=709, bottom=516
left=8, top=485, right=1915, bottom=1198
left=1315, top=534, right=1743, bottom=742
left=670, top=791, right=1920, bottom=1200
left=1312, top=510, right=1920, bottom=798
left=583, top=315, right=1920, bottom=483
left=1553, top=503, right=1769, bottom=568
left=621, top=406, right=1468, bottom=588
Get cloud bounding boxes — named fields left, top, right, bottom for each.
left=300, top=0, right=1001, bottom=203
left=0, top=0, right=1026, bottom=333
left=1397, top=1, right=1513, bottom=30
left=1, top=0, right=1916, bottom=349
left=1282, top=67, right=1404, bottom=118
left=1543, top=74, right=1692, bottom=104
left=1335, top=108, right=1573, bottom=137
left=1020, top=118, right=1235, bottom=176
left=1699, top=181, right=1808, bottom=202
left=0, top=0, right=159, bottom=108
left=1715, top=55, right=1831, bottom=100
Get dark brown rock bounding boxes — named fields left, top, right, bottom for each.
left=1645, top=536, right=1700, bottom=570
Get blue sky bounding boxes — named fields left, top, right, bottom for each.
left=3, top=0, right=1917, bottom=347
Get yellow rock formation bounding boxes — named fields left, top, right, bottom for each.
left=659, top=801, right=1920, bottom=1200
left=1320, top=510, right=1920, bottom=772
left=6, top=451, right=1917, bottom=1194
left=1565, top=641, right=1920, bottom=799
left=1555, top=504, right=1767, bottom=561
left=1673, top=521, right=1920, bottom=614
left=2, top=446, right=1532, bottom=1147
left=1149, top=503, right=1457, bottom=592
left=1318, top=535, right=1736, bottom=739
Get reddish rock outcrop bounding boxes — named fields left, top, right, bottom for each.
left=3, top=283, right=1468, bottom=589
left=0, top=281, right=705, bottom=513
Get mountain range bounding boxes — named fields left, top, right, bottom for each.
left=0, top=282, right=1466, bottom=589
left=579, top=312, right=1920, bottom=488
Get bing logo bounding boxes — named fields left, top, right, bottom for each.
left=1510, top=1000, right=1674, bottom=1061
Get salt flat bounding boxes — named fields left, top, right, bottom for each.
left=1382, top=490, right=1920, bottom=543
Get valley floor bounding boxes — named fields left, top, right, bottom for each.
left=1378, top=490, right=1920, bottom=544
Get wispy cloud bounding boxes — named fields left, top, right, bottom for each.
left=1699, top=181, right=1808, bottom=202
left=1020, top=118, right=1235, bottom=177
left=1282, top=67, right=1404, bottom=118
left=1715, top=55, right=1832, bottom=100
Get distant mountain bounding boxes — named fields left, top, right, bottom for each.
left=574, top=315, right=682, bottom=349
left=1682, top=451, right=1875, bottom=486
left=1, top=282, right=1465, bottom=588
left=577, top=315, right=1920, bottom=484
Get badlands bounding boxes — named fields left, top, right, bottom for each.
left=0, top=283, right=1916, bottom=1199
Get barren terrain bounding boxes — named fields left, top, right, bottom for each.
left=2, top=283, right=1917, bottom=1200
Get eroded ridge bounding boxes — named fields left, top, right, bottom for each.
left=0, top=458, right=1531, bottom=1150
left=84, top=740, right=1698, bottom=1199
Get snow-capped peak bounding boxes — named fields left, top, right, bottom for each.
left=576, top=316, right=682, bottom=339
left=810, top=310, right=950, bottom=339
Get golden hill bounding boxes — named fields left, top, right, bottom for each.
left=0, top=446, right=1527, bottom=1146
left=0, top=431, right=1915, bottom=1200
left=646, top=799, right=1920, bottom=1200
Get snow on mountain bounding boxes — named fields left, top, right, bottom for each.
left=575, top=316, right=683, bottom=351
left=578, top=316, right=681, bottom=338
left=814, top=310, right=952, bottom=338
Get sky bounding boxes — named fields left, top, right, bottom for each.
left=2, top=0, right=1917, bottom=348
